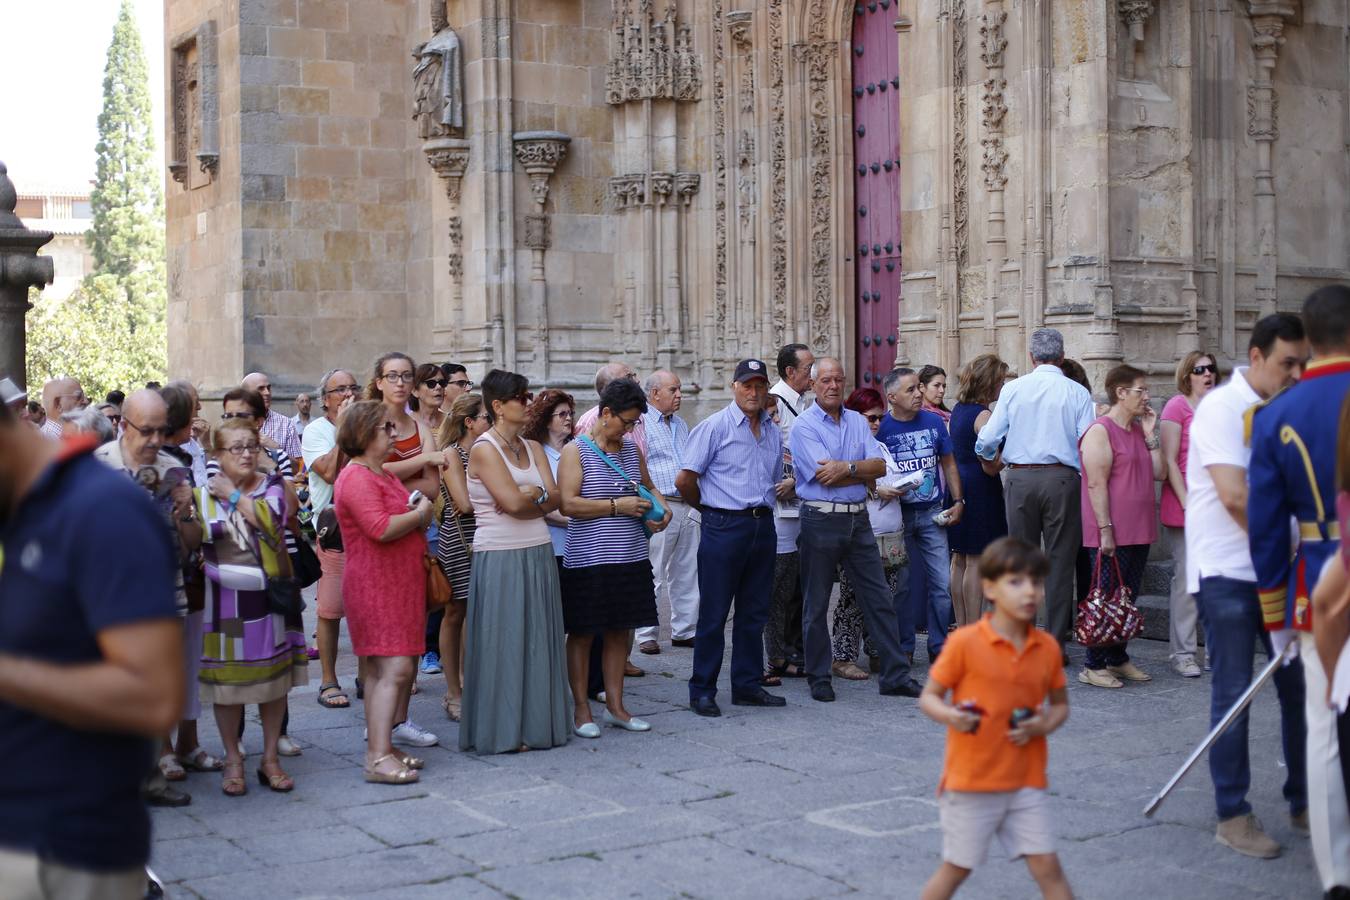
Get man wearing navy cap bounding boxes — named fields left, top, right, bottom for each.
left=676, top=359, right=788, bottom=716
left=792, top=357, right=924, bottom=702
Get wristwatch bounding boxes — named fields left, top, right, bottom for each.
left=227, top=489, right=241, bottom=506
left=847, top=462, right=857, bottom=477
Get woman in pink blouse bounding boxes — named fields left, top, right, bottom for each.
left=1159, top=350, right=1219, bottom=678
left=1079, top=365, right=1165, bottom=689
left=334, top=401, right=435, bottom=784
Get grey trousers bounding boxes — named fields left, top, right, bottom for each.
left=798, top=506, right=912, bottom=690
left=0, top=847, right=143, bottom=900
left=1161, top=525, right=1200, bottom=660
left=1004, top=465, right=1081, bottom=646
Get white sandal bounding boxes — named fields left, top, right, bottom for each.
left=179, top=747, right=224, bottom=772
left=158, top=752, right=187, bottom=781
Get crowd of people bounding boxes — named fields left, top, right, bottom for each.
left=3, top=285, right=1350, bottom=898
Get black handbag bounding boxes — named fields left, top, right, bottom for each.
left=265, top=575, right=305, bottom=618
left=290, top=537, right=322, bottom=588
left=316, top=507, right=343, bottom=552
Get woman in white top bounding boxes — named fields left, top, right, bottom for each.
left=458, top=369, right=572, bottom=755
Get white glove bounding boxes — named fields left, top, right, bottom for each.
left=1269, top=628, right=1299, bottom=665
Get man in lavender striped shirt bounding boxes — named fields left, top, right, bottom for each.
left=242, top=372, right=302, bottom=467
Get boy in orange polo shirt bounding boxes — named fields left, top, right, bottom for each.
left=919, top=537, right=1073, bottom=900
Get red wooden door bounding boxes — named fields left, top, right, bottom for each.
left=851, top=0, right=901, bottom=390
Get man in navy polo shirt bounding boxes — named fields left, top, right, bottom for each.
left=0, top=377, right=184, bottom=899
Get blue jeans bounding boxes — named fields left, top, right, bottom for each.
left=690, top=509, right=775, bottom=701
left=425, top=522, right=443, bottom=654
left=1196, top=575, right=1307, bottom=820
left=895, top=504, right=953, bottom=659
left=798, top=506, right=912, bottom=690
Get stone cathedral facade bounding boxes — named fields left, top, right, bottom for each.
left=164, top=0, right=1349, bottom=408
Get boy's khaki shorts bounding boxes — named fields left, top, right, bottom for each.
left=939, top=787, right=1056, bottom=869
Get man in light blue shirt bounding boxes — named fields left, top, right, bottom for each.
left=676, top=359, right=786, bottom=716
left=791, top=358, right=923, bottom=702
left=975, top=328, right=1095, bottom=651
left=636, top=371, right=699, bottom=654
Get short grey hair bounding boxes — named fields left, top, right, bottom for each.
left=881, top=367, right=915, bottom=397
left=316, top=368, right=354, bottom=397
left=595, top=362, right=631, bottom=396
left=1029, top=328, right=1065, bottom=363
left=61, top=406, right=115, bottom=444
left=644, top=370, right=675, bottom=395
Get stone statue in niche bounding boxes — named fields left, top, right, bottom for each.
left=412, top=0, right=464, bottom=139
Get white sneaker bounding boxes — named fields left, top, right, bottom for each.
left=1172, top=655, right=1202, bottom=678
left=392, top=719, right=439, bottom=747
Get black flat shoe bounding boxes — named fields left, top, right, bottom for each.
left=880, top=677, right=923, bottom=698
left=689, top=696, right=722, bottom=717
left=671, top=638, right=696, bottom=648
left=731, top=688, right=786, bottom=707
left=810, top=680, right=836, bottom=703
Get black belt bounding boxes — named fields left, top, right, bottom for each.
left=703, top=505, right=772, bottom=519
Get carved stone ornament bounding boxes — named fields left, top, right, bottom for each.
left=1118, top=0, right=1153, bottom=28
left=512, top=131, right=570, bottom=208
left=1246, top=83, right=1279, bottom=140
left=980, top=137, right=1008, bottom=190
left=607, top=0, right=703, bottom=105
left=728, top=10, right=752, bottom=49
left=609, top=174, right=647, bottom=210
left=981, top=78, right=1007, bottom=130
left=951, top=0, right=969, bottom=271
left=797, top=15, right=836, bottom=354
left=768, top=0, right=787, bottom=346
left=169, top=21, right=219, bottom=186
left=978, top=9, right=1006, bottom=68
left=423, top=137, right=470, bottom=204
left=674, top=172, right=701, bottom=205
left=412, top=1, right=464, bottom=139
left=523, top=214, right=549, bottom=250
left=650, top=172, right=674, bottom=203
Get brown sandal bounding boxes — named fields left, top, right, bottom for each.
left=441, top=694, right=462, bottom=722
left=364, top=753, right=419, bottom=784
left=221, top=763, right=247, bottom=797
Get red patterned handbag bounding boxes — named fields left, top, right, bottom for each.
left=1074, top=552, right=1145, bottom=647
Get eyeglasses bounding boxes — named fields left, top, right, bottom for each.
left=1125, top=387, right=1151, bottom=397
left=225, top=443, right=262, bottom=457
left=448, top=379, right=472, bottom=389
left=124, top=420, right=173, bottom=438
left=1191, top=364, right=1217, bottom=376
left=554, top=409, right=574, bottom=420
left=107, top=414, right=123, bottom=425
left=220, top=411, right=257, bottom=420
left=324, top=384, right=358, bottom=396
left=422, top=378, right=449, bottom=389
left=382, top=372, right=416, bottom=384
left=616, top=414, right=641, bottom=432
left=865, top=413, right=884, bottom=423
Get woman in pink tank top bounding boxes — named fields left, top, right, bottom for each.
left=1078, top=365, right=1164, bottom=687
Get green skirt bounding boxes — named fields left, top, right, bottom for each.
left=459, top=542, right=573, bottom=755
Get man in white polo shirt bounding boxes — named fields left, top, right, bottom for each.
left=1187, top=312, right=1309, bottom=859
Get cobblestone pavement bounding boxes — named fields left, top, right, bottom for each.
left=152, top=608, right=1319, bottom=900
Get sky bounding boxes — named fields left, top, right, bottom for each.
left=0, top=0, right=165, bottom=193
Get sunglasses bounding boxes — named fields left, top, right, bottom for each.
left=865, top=413, right=884, bottom=423
left=423, top=378, right=449, bottom=389
left=220, top=411, right=258, bottom=420
left=1191, top=364, right=1217, bottom=376
left=124, top=420, right=174, bottom=438
left=382, top=421, right=398, bottom=435
left=510, top=391, right=534, bottom=405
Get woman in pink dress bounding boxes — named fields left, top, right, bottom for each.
left=334, top=400, right=436, bottom=784
left=1159, top=350, right=1219, bottom=677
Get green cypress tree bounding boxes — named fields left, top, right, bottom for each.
left=88, top=0, right=164, bottom=276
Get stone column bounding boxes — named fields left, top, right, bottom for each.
left=422, top=138, right=471, bottom=345
left=0, top=162, right=54, bottom=390
left=979, top=1, right=1008, bottom=352
left=512, top=131, right=570, bottom=382
left=1245, top=1, right=1296, bottom=316
left=674, top=173, right=700, bottom=358
left=1118, top=0, right=1153, bottom=81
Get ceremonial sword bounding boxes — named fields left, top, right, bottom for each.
left=1143, top=640, right=1297, bottom=817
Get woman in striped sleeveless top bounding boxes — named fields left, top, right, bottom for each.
left=433, top=393, right=488, bottom=721
left=557, top=378, right=672, bottom=737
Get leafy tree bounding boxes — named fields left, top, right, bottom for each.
left=26, top=275, right=166, bottom=401
left=27, top=0, right=167, bottom=395
left=88, top=0, right=164, bottom=276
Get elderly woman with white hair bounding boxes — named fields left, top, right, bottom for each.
left=60, top=404, right=117, bottom=444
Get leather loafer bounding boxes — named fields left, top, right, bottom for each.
left=880, top=677, right=923, bottom=698
left=638, top=641, right=660, bottom=655
left=671, top=637, right=696, bottom=648
left=731, top=688, right=786, bottom=707
left=810, top=680, right=836, bottom=703
left=689, top=696, right=722, bottom=717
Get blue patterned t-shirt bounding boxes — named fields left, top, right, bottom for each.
left=876, top=409, right=952, bottom=506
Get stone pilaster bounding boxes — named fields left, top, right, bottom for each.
left=422, top=138, right=470, bottom=345
left=979, top=1, right=1008, bottom=351
left=1245, top=1, right=1297, bottom=316
left=512, top=132, right=570, bottom=382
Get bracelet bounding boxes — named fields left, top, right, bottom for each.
left=1099, top=523, right=1114, bottom=530
left=228, top=489, right=241, bottom=506
left=610, top=498, right=617, bottom=517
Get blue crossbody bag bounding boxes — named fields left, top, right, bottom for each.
left=578, top=435, right=666, bottom=524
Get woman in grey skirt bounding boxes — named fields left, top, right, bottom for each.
left=459, top=369, right=572, bottom=754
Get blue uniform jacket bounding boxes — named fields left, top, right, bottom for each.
left=1248, top=357, right=1350, bottom=632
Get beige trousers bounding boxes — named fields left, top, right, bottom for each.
left=0, top=847, right=143, bottom=900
